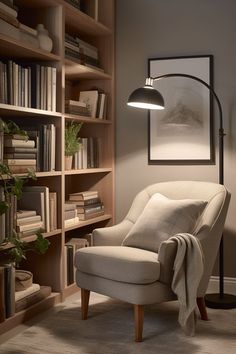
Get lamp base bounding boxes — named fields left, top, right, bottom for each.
left=205, top=293, right=236, bottom=309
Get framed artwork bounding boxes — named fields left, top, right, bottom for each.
left=148, top=55, right=214, bottom=164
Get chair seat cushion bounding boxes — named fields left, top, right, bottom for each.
left=74, top=246, right=160, bottom=284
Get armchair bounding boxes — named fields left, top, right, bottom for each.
left=74, top=181, right=230, bottom=341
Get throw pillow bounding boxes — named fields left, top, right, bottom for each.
left=122, top=193, right=207, bottom=252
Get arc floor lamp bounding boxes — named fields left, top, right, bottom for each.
left=127, top=73, right=236, bottom=309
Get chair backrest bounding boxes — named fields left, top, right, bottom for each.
left=124, top=181, right=231, bottom=296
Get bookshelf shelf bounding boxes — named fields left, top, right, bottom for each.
left=64, top=214, right=112, bottom=231
left=0, top=0, right=114, bottom=334
left=65, top=167, right=112, bottom=175
left=0, top=292, right=61, bottom=336
left=65, top=58, right=111, bottom=80
left=64, top=113, right=112, bottom=124
left=64, top=2, right=112, bottom=36
left=0, top=104, right=62, bottom=118
left=0, top=34, right=61, bottom=61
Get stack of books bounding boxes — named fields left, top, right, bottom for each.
left=18, top=186, right=57, bottom=235
left=16, top=210, right=43, bottom=237
left=68, top=191, right=104, bottom=220
left=79, top=90, right=107, bottom=119
left=65, top=99, right=90, bottom=116
left=65, top=33, right=102, bottom=71
left=4, top=133, right=36, bottom=174
left=0, top=0, right=20, bottom=41
left=64, top=203, right=79, bottom=228
left=15, top=284, right=52, bottom=313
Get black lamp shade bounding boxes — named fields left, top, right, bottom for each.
left=127, top=86, right=165, bottom=110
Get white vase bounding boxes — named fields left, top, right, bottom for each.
left=36, top=24, right=53, bottom=52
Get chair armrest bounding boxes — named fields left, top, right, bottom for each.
left=158, top=239, right=177, bottom=284
left=92, top=219, right=134, bottom=246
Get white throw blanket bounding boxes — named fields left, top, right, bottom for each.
left=170, top=233, right=204, bottom=336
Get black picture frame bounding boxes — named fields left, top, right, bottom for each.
left=148, top=55, right=214, bottom=165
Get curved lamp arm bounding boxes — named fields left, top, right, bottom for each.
left=128, top=73, right=225, bottom=184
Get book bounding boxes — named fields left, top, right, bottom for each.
left=78, top=209, right=104, bottom=221
left=4, top=146, right=37, bottom=154
left=15, top=285, right=52, bottom=313
left=0, top=267, right=5, bottom=322
left=4, top=152, right=36, bottom=159
left=79, top=90, right=99, bottom=118
left=66, top=197, right=101, bottom=206
left=19, top=23, right=37, bottom=37
left=65, top=99, right=86, bottom=108
left=0, top=9, right=19, bottom=27
left=65, top=203, right=77, bottom=211
left=64, top=216, right=79, bottom=228
left=0, top=2, right=18, bottom=18
left=77, top=203, right=103, bottom=214
left=17, top=210, right=37, bottom=219
left=0, top=186, right=5, bottom=243
left=69, top=193, right=98, bottom=201
left=4, top=264, right=15, bottom=318
left=16, top=220, right=43, bottom=233
left=17, top=214, right=41, bottom=226
left=7, top=164, right=36, bottom=174
left=65, top=209, right=77, bottom=220
left=15, top=283, right=40, bottom=301
left=4, top=138, right=35, bottom=148
left=49, top=192, right=57, bottom=231
left=3, top=158, right=36, bottom=165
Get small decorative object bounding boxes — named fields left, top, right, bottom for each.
left=36, top=24, right=53, bottom=52
left=15, top=270, right=33, bottom=291
left=65, top=121, right=83, bottom=170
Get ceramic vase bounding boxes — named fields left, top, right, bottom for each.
left=36, top=24, right=53, bottom=52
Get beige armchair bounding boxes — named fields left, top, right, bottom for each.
left=74, top=181, right=230, bottom=341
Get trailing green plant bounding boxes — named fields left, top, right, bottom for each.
left=65, top=121, right=83, bottom=156
left=0, top=120, right=50, bottom=267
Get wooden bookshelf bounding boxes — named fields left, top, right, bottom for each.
left=0, top=0, right=115, bottom=334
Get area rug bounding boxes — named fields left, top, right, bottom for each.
left=0, top=292, right=235, bottom=354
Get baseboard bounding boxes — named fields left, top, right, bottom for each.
left=207, top=276, right=236, bottom=295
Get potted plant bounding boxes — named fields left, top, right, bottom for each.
left=64, top=121, right=83, bottom=170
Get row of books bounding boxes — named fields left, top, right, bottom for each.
left=73, top=137, right=100, bottom=170
left=2, top=123, right=56, bottom=173
left=65, top=33, right=102, bottom=72
left=67, top=190, right=104, bottom=221
left=64, top=237, right=89, bottom=286
left=0, top=60, right=57, bottom=111
left=79, top=90, right=107, bottom=119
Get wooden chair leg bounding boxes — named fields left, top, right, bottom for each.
left=134, top=304, right=144, bottom=342
left=197, top=297, right=209, bottom=321
left=81, top=288, right=90, bottom=320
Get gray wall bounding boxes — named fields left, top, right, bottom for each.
left=116, top=0, right=236, bottom=277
